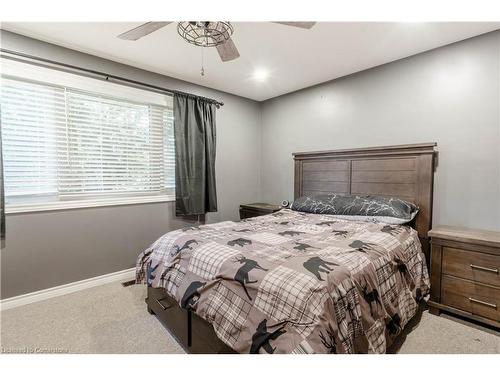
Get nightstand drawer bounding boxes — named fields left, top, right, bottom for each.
left=441, top=275, right=499, bottom=322
left=442, top=247, right=500, bottom=287
left=239, top=203, right=281, bottom=220
left=239, top=208, right=266, bottom=219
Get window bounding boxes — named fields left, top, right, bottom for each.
left=0, top=59, right=175, bottom=212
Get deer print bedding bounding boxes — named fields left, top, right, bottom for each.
left=136, top=209, right=430, bottom=354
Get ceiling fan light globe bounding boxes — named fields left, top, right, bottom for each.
left=177, top=21, right=234, bottom=48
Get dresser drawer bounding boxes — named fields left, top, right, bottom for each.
left=442, top=246, right=500, bottom=287
left=441, top=275, right=499, bottom=322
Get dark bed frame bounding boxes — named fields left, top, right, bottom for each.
left=146, top=143, right=437, bottom=353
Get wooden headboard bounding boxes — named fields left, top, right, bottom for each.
left=293, top=143, right=437, bottom=260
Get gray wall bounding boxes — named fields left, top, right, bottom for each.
left=260, top=30, right=500, bottom=232
left=1, top=30, right=262, bottom=299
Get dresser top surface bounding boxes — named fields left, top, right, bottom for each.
left=429, top=225, right=500, bottom=248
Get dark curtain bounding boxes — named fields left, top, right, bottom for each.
left=0, top=123, right=5, bottom=248
left=174, top=93, right=218, bottom=216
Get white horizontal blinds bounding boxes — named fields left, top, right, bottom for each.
left=163, top=109, right=175, bottom=193
left=0, top=77, right=63, bottom=200
left=0, top=72, right=174, bottom=204
left=60, top=89, right=168, bottom=196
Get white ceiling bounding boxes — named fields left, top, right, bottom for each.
left=2, top=22, right=499, bottom=101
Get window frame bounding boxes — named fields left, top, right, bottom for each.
left=1, top=59, right=176, bottom=214
left=5, top=194, right=175, bottom=214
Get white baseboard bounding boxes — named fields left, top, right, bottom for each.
left=0, top=267, right=136, bottom=311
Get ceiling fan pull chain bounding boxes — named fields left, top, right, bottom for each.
left=200, top=48, right=205, bottom=77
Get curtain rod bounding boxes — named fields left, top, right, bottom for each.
left=0, top=49, right=224, bottom=108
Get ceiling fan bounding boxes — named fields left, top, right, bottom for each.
left=117, top=21, right=316, bottom=62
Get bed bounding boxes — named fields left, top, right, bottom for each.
left=136, top=143, right=437, bottom=354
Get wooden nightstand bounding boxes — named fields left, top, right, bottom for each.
left=239, top=203, right=282, bottom=220
left=428, top=226, right=500, bottom=328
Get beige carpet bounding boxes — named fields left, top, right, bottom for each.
left=1, top=281, right=498, bottom=354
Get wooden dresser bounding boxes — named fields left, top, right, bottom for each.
left=428, top=226, right=500, bottom=328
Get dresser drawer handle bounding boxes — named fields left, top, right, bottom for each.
left=468, top=297, right=497, bottom=309
left=156, top=297, right=172, bottom=310
left=469, top=264, right=498, bottom=274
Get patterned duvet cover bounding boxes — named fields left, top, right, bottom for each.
left=136, top=209, right=429, bottom=354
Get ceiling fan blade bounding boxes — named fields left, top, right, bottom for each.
left=273, top=22, right=316, bottom=29
left=216, top=38, right=240, bottom=62
left=117, top=22, right=172, bottom=40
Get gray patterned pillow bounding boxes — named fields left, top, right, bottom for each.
left=290, top=194, right=418, bottom=224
